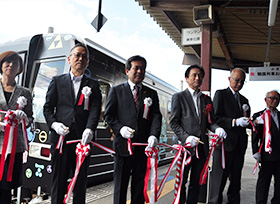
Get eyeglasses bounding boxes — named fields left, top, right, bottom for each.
left=231, top=77, right=246, bottom=84
left=266, top=96, right=280, bottom=101
left=70, top=52, right=88, bottom=59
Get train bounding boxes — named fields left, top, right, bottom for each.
left=0, top=32, right=179, bottom=199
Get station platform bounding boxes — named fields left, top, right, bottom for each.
left=34, top=143, right=273, bottom=204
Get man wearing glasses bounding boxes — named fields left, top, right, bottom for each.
left=252, top=90, right=280, bottom=204
left=209, top=68, right=251, bottom=204
left=44, top=44, right=102, bottom=204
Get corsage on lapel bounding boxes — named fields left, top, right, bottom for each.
left=78, top=86, right=92, bottom=110
left=242, top=104, right=249, bottom=117
left=202, top=95, right=213, bottom=124
left=17, top=96, right=27, bottom=110
left=143, top=97, right=152, bottom=120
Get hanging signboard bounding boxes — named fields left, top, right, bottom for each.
left=249, top=66, right=280, bottom=81
left=181, top=27, right=201, bottom=46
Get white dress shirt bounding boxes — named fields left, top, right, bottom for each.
left=70, top=71, right=83, bottom=99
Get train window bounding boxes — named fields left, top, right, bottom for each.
left=98, top=81, right=111, bottom=127
left=32, top=60, right=65, bottom=123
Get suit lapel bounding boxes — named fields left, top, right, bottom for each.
left=226, top=88, right=242, bottom=116
left=64, top=74, right=75, bottom=105
left=184, top=89, right=200, bottom=123
left=0, top=83, right=8, bottom=110
left=124, top=83, right=137, bottom=113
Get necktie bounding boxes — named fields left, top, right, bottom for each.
left=234, top=93, right=238, bottom=102
left=133, top=85, right=139, bottom=108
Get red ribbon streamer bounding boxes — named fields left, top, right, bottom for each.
left=64, top=143, right=90, bottom=203
left=199, top=134, right=225, bottom=185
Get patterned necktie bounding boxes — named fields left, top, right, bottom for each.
left=133, top=85, right=139, bottom=108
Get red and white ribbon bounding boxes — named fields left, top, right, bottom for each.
left=64, top=143, right=90, bottom=203
left=55, top=135, right=65, bottom=154
left=78, top=86, right=91, bottom=110
left=252, top=110, right=271, bottom=175
left=263, top=110, right=272, bottom=154
left=206, top=104, right=213, bottom=124
left=127, top=138, right=133, bottom=155
left=144, top=146, right=159, bottom=204
left=199, top=134, right=225, bottom=185
left=143, top=97, right=152, bottom=120
left=0, top=111, right=19, bottom=181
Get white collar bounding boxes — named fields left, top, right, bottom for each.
left=128, top=80, right=142, bottom=91
left=187, top=84, right=201, bottom=97
left=70, top=71, right=83, bottom=81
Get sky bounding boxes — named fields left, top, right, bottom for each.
left=0, top=0, right=279, bottom=114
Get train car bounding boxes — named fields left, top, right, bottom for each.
left=0, top=32, right=179, bottom=199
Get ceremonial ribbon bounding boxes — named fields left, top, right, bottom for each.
left=128, top=138, right=133, bottom=155
left=143, top=104, right=150, bottom=120
left=0, top=111, right=19, bottom=181
left=78, top=86, right=91, bottom=110
left=263, top=110, right=272, bottom=154
left=249, top=119, right=257, bottom=133
left=252, top=110, right=271, bottom=175
left=144, top=146, right=159, bottom=204
left=206, top=104, right=213, bottom=124
left=66, top=139, right=193, bottom=204
left=143, top=97, right=152, bottom=120
left=55, top=135, right=65, bottom=154
left=199, top=134, right=225, bottom=185
left=64, top=143, right=90, bottom=204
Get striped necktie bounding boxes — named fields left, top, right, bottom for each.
left=133, top=85, right=139, bottom=108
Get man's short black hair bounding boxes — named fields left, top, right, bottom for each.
left=185, top=64, right=205, bottom=78
left=125, top=55, right=147, bottom=70
left=70, top=43, right=89, bottom=57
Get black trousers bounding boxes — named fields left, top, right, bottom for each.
left=256, top=159, right=280, bottom=204
left=50, top=142, right=89, bottom=204
left=179, top=153, right=206, bottom=204
left=209, top=146, right=245, bottom=204
left=113, top=151, right=147, bottom=204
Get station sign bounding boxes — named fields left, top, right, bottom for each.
left=249, top=66, right=280, bottom=81
left=181, top=27, right=201, bottom=46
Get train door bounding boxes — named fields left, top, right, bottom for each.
left=23, top=57, right=68, bottom=193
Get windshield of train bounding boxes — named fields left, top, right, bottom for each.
left=32, top=60, right=65, bottom=123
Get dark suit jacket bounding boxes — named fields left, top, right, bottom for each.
left=252, top=109, right=280, bottom=162
left=43, top=73, right=102, bottom=144
left=104, top=82, right=162, bottom=157
left=213, top=88, right=250, bottom=154
left=169, top=89, right=219, bottom=157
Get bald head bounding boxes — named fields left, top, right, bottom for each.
left=228, top=68, right=246, bottom=92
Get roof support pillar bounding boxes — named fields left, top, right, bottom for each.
left=200, top=24, right=212, bottom=93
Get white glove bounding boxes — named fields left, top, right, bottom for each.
left=253, top=152, right=261, bottom=163
left=51, top=122, right=69, bottom=136
left=215, top=127, right=227, bottom=139
left=255, top=115, right=264, bottom=125
left=185, top=136, right=199, bottom=147
left=148, top=135, right=158, bottom=148
left=81, top=128, right=93, bottom=146
left=14, top=110, right=27, bottom=120
left=120, top=126, right=134, bottom=139
left=236, top=117, right=250, bottom=127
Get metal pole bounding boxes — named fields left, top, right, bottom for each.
left=97, top=0, right=102, bottom=32
left=265, top=26, right=273, bottom=62
left=17, top=187, right=21, bottom=204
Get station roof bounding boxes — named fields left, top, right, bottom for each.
left=135, top=0, right=280, bottom=71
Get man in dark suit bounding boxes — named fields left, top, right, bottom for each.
left=104, top=55, right=162, bottom=204
left=169, top=64, right=227, bottom=204
left=209, top=68, right=251, bottom=204
left=43, top=44, right=102, bottom=204
left=252, top=90, right=280, bottom=204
